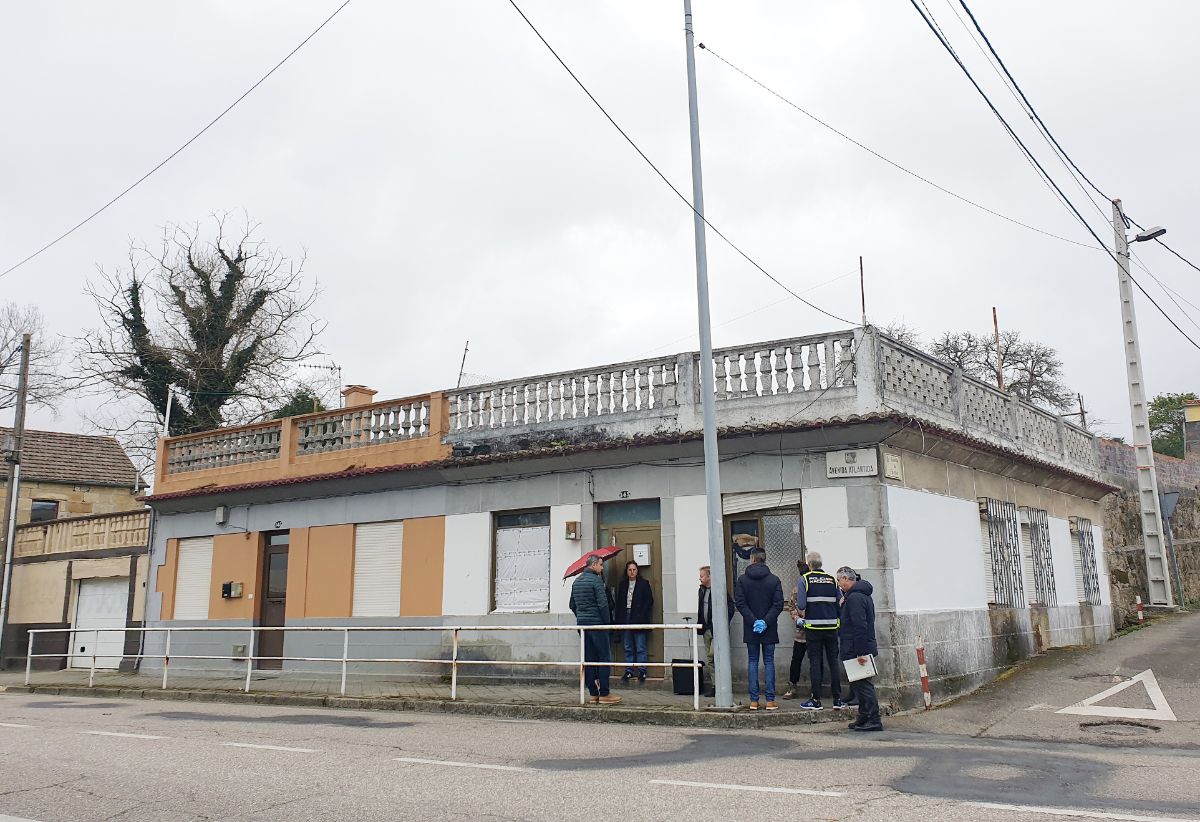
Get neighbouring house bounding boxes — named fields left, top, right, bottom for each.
left=1, top=428, right=147, bottom=670
left=142, top=327, right=1116, bottom=708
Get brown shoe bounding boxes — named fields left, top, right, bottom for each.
left=782, top=688, right=798, bottom=699
left=765, top=701, right=779, bottom=711
left=748, top=701, right=759, bottom=711
left=588, top=696, right=600, bottom=704
left=597, top=695, right=623, bottom=705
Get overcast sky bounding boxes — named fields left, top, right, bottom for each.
left=3, top=1, right=1198, bottom=442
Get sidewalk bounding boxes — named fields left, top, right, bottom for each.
left=0, top=669, right=862, bottom=729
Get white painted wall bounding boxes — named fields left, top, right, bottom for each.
left=673, top=495, right=708, bottom=611
left=441, top=512, right=491, bottom=615
left=801, top=487, right=868, bottom=570
left=888, top=486, right=989, bottom=612
left=1094, top=527, right=1111, bottom=607
left=550, top=504, right=584, bottom=614
left=1048, top=517, right=1078, bottom=607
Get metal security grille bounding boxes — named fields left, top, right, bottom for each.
left=1075, top=517, right=1102, bottom=606
left=979, top=498, right=1024, bottom=608
left=762, top=509, right=803, bottom=602
left=1022, top=507, right=1058, bottom=607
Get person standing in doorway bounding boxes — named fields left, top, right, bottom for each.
left=615, top=560, right=654, bottom=684
left=837, top=566, right=882, bottom=731
left=696, top=565, right=734, bottom=698
left=569, top=554, right=621, bottom=705
left=734, top=548, right=784, bottom=710
left=797, top=552, right=848, bottom=711
left=782, top=560, right=810, bottom=699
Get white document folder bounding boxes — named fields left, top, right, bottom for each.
left=843, top=654, right=878, bottom=682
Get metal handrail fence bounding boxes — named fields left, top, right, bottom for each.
left=26, top=623, right=705, bottom=710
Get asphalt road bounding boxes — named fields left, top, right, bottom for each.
left=0, top=613, right=1196, bottom=822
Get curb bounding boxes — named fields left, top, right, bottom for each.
left=3, top=684, right=868, bottom=729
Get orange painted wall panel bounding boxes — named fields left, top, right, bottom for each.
left=285, top=528, right=311, bottom=620
left=399, top=516, right=445, bottom=617
left=156, top=538, right=179, bottom=620
left=305, top=525, right=355, bottom=618
left=208, top=533, right=262, bottom=621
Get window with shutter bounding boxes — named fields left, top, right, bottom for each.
left=978, top=498, right=1024, bottom=607
left=1070, top=517, right=1102, bottom=606
left=173, top=537, right=213, bottom=620
left=353, top=522, right=403, bottom=618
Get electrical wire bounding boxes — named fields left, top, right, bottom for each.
left=696, top=44, right=1094, bottom=251
left=0, top=0, right=353, bottom=280
left=908, top=0, right=1200, bottom=353
left=503, top=0, right=853, bottom=326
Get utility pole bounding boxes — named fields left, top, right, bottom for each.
left=0, top=334, right=32, bottom=665
left=859, top=256, right=866, bottom=327
left=1112, top=199, right=1172, bottom=606
left=683, top=0, right=732, bottom=708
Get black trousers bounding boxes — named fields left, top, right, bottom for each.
left=807, top=631, right=842, bottom=700
left=787, top=640, right=808, bottom=685
left=850, top=677, right=880, bottom=725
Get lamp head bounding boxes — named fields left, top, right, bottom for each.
left=1133, top=226, right=1166, bottom=242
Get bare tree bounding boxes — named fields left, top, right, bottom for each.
left=76, top=215, right=324, bottom=447
left=1, top=302, right=65, bottom=413
left=929, top=329, right=1074, bottom=412
left=881, top=321, right=921, bottom=348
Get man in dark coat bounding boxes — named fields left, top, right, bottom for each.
left=614, top=560, right=654, bottom=683
left=697, top=565, right=734, bottom=698
left=733, top=548, right=784, bottom=710
left=836, top=566, right=882, bottom=731
left=570, top=554, right=621, bottom=705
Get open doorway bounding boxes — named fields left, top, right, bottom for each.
left=598, top=500, right=664, bottom=677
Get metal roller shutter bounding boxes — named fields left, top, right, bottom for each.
left=173, top=537, right=213, bottom=620
left=722, top=490, right=801, bottom=515
left=353, top=521, right=404, bottom=618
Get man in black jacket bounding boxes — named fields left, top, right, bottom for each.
left=615, top=561, right=654, bottom=683
left=836, top=566, right=882, bottom=731
left=734, top=548, right=784, bottom=710
left=697, top=565, right=734, bottom=698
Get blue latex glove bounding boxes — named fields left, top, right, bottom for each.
left=753, top=619, right=766, bottom=634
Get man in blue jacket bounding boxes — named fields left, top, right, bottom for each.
left=836, top=566, right=882, bottom=731
left=734, top=548, right=784, bottom=710
left=570, top=554, right=622, bottom=705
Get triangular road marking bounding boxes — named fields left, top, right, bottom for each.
left=1056, top=669, right=1176, bottom=722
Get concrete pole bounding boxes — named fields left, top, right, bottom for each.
left=683, top=0, right=733, bottom=707
left=1112, top=199, right=1172, bottom=606
left=0, top=334, right=32, bottom=664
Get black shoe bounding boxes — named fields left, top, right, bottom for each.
left=850, top=722, right=884, bottom=732
left=702, top=689, right=715, bottom=698
left=847, top=721, right=862, bottom=730
left=621, top=671, right=633, bottom=684
left=638, top=672, right=647, bottom=684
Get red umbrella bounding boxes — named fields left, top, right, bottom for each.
left=562, top=544, right=624, bottom=579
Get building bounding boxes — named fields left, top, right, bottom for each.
left=1, top=428, right=146, bottom=669
left=143, top=327, right=1115, bottom=707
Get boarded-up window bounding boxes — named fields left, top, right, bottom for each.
left=978, top=498, right=1024, bottom=608
left=353, top=521, right=404, bottom=618
left=1020, top=507, right=1057, bottom=606
left=493, top=511, right=551, bottom=613
left=173, top=537, right=213, bottom=620
left=1070, top=517, right=1102, bottom=606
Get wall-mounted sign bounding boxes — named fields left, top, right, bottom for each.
left=632, top=543, right=651, bottom=566
left=884, top=453, right=904, bottom=481
left=826, top=448, right=879, bottom=478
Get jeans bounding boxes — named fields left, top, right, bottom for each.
left=583, top=631, right=612, bottom=697
left=622, top=630, right=649, bottom=675
left=746, top=642, right=776, bottom=702
left=788, top=640, right=808, bottom=686
left=850, top=676, right=881, bottom=726
left=807, top=631, right=842, bottom=700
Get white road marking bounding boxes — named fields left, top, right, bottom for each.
left=966, top=801, right=1200, bottom=822
left=650, top=779, right=845, bottom=797
left=0, top=722, right=35, bottom=728
left=1056, top=669, right=1177, bottom=722
left=81, top=731, right=165, bottom=740
left=1025, top=703, right=1061, bottom=712
left=221, top=742, right=319, bottom=753
left=0, top=814, right=46, bottom=822
left=394, top=756, right=536, bottom=773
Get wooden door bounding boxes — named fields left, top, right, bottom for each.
left=606, top=526, right=664, bottom=676
left=257, top=533, right=289, bottom=670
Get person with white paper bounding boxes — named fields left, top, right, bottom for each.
left=836, top=566, right=882, bottom=732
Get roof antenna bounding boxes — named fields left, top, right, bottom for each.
left=456, top=341, right=470, bottom=389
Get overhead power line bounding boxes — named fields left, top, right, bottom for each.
left=503, top=0, right=853, bottom=326
left=907, top=0, right=1200, bottom=353
left=0, top=0, right=353, bottom=281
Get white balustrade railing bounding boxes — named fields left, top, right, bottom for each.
left=711, top=334, right=855, bottom=400
left=296, top=398, right=431, bottom=455
left=15, top=510, right=151, bottom=557
left=165, top=421, right=283, bottom=474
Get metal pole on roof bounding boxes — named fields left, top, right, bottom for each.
left=683, top=0, right=732, bottom=708
left=0, top=334, right=32, bottom=666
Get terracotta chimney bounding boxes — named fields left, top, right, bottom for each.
left=341, top=385, right=378, bottom=408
